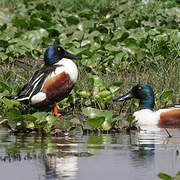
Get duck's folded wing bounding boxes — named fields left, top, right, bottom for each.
left=16, top=66, right=53, bottom=103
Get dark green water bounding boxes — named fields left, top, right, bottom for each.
left=0, top=128, right=180, bottom=180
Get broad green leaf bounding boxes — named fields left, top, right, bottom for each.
left=27, top=122, right=35, bottom=129
left=81, top=40, right=91, bottom=47
left=0, top=12, right=11, bottom=25
left=149, top=29, right=160, bottom=36
left=78, top=9, right=92, bottom=18
left=158, top=172, right=172, bottom=180
left=22, top=28, right=49, bottom=46
left=108, top=86, right=120, bottom=94
left=46, top=115, right=57, bottom=132
left=105, top=44, right=120, bottom=52
left=126, top=116, right=137, bottom=128
left=112, top=31, right=129, bottom=42
left=0, top=40, right=8, bottom=48
left=36, top=121, right=47, bottom=129
left=66, top=15, right=80, bottom=25
left=88, top=31, right=101, bottom=40
left=114, top=52, right=125, bottom=64
left=98, top=90, right=111, bottom=98
left=78, top=91, right=91, bottom=98
left=102, top=121, right=112, bottom=131
left=82, top=107, right=100, bottom=119
left=23, top=114, right=37, bottom=122
left=11, top=16, right=29, bottom=29
left=123, top=38, right=139, bottom=53
left=82, top=107, right=113, bottom=121
left=111, top=81, right=123, bottom=87
left=5, top=108, right=22, bottom=121
left=97, top=24, right=108, bottom=33
left=81, top=54, right=98, bottom=68
left=82, top=20, right=94, bottom=30
left=92, top=76, right=104, bottom=88
left=124, top=19, right=140, bottom=29
left=0, top=52, right=8, bottom=62
left=32, top=112, right=47, bottom=123
left=90, top=42, right=101, bottom=52
left=3, top=98, right=20, bottom=109
left=0, top=81, right=12, bottom=93
left=88, top=117, right=105, bottom=129
left=0, top=119, right=11, bottom=130
left=72, top=31, right=84, bottom=41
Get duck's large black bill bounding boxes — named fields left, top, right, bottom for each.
left=64, top=50, right=81, bottom=60
left=113, top=90, right=134, bottom=102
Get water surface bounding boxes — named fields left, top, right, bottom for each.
left=0, top=128, right=180, bottom=180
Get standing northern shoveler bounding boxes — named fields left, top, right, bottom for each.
left=14, top=45, right=81, bottom=117
left=113, top=84, right=180, bottom=128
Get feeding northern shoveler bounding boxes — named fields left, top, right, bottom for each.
left=14, top=45, right=81, bottom=117
left=113, top=84, right=180, bottom=128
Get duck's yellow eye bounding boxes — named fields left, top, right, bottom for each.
left=138, top=86, right=142, bottom=90
left=58, top=47, right=61, bottom=51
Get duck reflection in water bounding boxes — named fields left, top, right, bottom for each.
left=43, top=155, right=78, bottom=180
left=0, top=135, right=79, bottom=180
left=129, top=127, right=180, bottom=178
left=43, top=137, right=79, bottom=180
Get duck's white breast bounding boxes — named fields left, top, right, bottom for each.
left=133, top=109, right=159, bottom=126
left=56, top=58, right=78, bottom=83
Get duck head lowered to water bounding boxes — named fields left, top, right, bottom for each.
left=113, top=84, right=180, bottom=128
left=14, top=45, right=81, bottom=117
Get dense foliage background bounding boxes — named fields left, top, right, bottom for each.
left=0, top=0, right=179, bottom=133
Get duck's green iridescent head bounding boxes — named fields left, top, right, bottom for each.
left=44, top=45, right=81, bottom=66
left=113, top=84, right=155, bottom=110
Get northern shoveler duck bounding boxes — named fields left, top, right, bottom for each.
left=113, top=84, right=180, bottom=128
left=14, top=45, right=81, bottom=117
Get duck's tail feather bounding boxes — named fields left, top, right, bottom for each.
left=3, top=95, right=29, bottom=104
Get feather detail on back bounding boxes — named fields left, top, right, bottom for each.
left=16, top=65, right=60, bottom=103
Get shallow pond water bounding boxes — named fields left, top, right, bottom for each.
left=0, top=128, right=180, bottom=180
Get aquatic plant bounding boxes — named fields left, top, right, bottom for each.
left=0, top=0, right=179, bottom=134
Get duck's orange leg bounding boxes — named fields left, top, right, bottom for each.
left=54, top=102, right=61, bottom=117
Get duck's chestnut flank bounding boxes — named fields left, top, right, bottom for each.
left=42, top=72, right=74, bottom=105
left=158, top=109, right=180, bottom=127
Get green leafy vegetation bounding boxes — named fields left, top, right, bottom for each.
left=0, top=0, right=179, bottom=135
left=158, top=171, right=180, bottom=180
